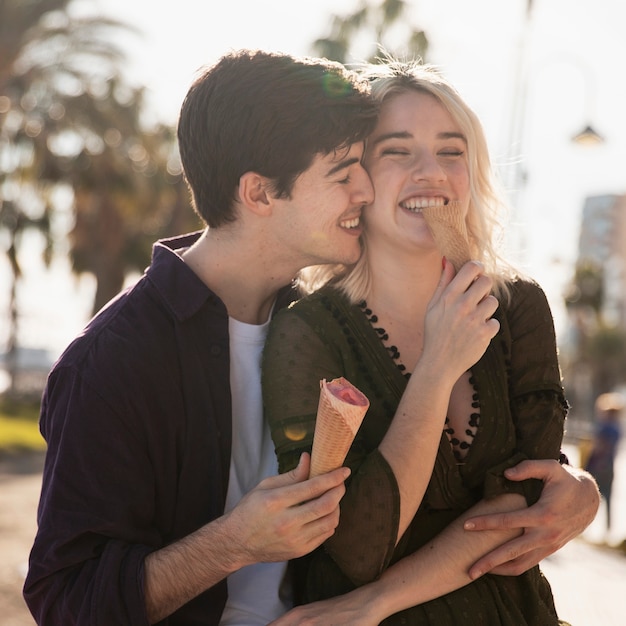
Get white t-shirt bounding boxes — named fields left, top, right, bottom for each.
left=218, top=315, right=292, bottom=625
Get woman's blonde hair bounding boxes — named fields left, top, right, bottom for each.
left=298, top=58, right=518, bottom=303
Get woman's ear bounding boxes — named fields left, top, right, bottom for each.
left=238, top=171, right=273, bottom=216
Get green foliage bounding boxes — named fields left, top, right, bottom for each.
left=0, top=398, right=41, bottom=421
left=0, top=0, right=198, bottom=359
left=0, top=399, right=44, bottom=452
left=585, top=324, right=626, bottom=394
left=312, top=0, right=429, bottom=64
left=564, top=260, right=604, bottom=316
left=563, top=259, right=626, bottom=399
left=0, top=416, right=45, bottom=452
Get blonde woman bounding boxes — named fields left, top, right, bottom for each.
left=263, top=60, right=580, bottom=625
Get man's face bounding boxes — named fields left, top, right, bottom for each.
left=272, top=142, right=374, bottom=268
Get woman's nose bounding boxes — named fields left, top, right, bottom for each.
left=411, top=152, right=446, bottom=182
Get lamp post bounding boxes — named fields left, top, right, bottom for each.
left=503, top=0, right=604, bottom=263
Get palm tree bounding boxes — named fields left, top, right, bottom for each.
left=312, top=0, right=428, bottom=65
left=0, top=0, right=196, bottom=395
left=1, top=0, right=129, bottom=393
left=66, top=89, right=198, bottom=313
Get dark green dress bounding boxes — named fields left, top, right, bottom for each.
left=262, top=278, right=568, bottom=625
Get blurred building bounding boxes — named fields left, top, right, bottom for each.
left=577, top=194, right=626, bottom=331
left=561, top=193, right=626, bottom=432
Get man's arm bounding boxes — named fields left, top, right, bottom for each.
left=269, top=492, right=526, bottom=626
left=145, top=454, right=349, bottom=623
left=463, top=459, right=600, bottom=577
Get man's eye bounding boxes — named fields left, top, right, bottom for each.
left=338, top=175, right=351, bottom=184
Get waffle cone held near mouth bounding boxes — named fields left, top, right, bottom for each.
left=309, top=377, right=370, bottom=478
left=421, top=202, right=472, bottom=271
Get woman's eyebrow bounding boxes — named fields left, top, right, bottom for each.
left=438, top=131, right=467, bottom=143
left=369, top=131, right=412, bottom=146
left=371, top=130, right=467, bottom=145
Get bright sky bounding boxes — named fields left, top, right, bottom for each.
left=3, top=0, right=626, bottom=362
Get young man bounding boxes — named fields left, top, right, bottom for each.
left=23, top=49, right=379, bottom=625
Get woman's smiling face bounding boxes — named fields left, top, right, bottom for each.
left=362, top=89, right=470, bottom=252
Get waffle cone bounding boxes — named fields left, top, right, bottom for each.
left=309, top=377, right=369, bottom=478
left=421, top=202, right=471, bottom=271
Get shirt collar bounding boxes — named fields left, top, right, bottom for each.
left=146, top=231, right=299, bottom=322
left=147, top=231, right=225, bottom=321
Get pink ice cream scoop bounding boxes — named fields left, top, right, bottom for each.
left=309, top=377, right=369, bottom=478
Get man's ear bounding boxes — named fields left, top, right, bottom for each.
left=238, top=171, right=273, bottom=216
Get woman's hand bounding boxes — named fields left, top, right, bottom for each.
left=422, top=259, right=500, bottom=381
left=269, top=586, right=382, bottom=626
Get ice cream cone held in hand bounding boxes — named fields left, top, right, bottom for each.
left=421, top=201, right=472, bottom=271
left=309, top=377, right=370, bottom=478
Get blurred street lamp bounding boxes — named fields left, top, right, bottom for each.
left=509, top=0, right=605, bottom=161
left=572, top=123, right=604, bottom=146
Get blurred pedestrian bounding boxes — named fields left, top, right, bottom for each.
left=585, top=392, right=624, bottom=534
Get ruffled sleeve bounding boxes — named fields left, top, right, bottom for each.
left=500, top=279, right=568, bottom=503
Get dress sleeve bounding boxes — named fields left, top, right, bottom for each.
left=263, top=306, right=400, bottom=586
left=499, top=280, right=568, bottom=503
left=263, top=307, right=344, bottom=472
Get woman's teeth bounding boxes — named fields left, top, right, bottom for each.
left=340, top=217, right=360, bottom=229
left=402, top=197, right=446, bottom=212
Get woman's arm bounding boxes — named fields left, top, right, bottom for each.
left=377, top=261, right=500, bottom=539
left=270, top=492, right=527, bottom=626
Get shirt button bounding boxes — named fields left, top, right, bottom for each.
left=210, top=345, right=221, bottom=356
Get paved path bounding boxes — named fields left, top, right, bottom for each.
left=0, top=452, right=43, bottom=626
left=542, top=538, right=626, bottom=625
left=542, top=441, right=626, bottom=625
